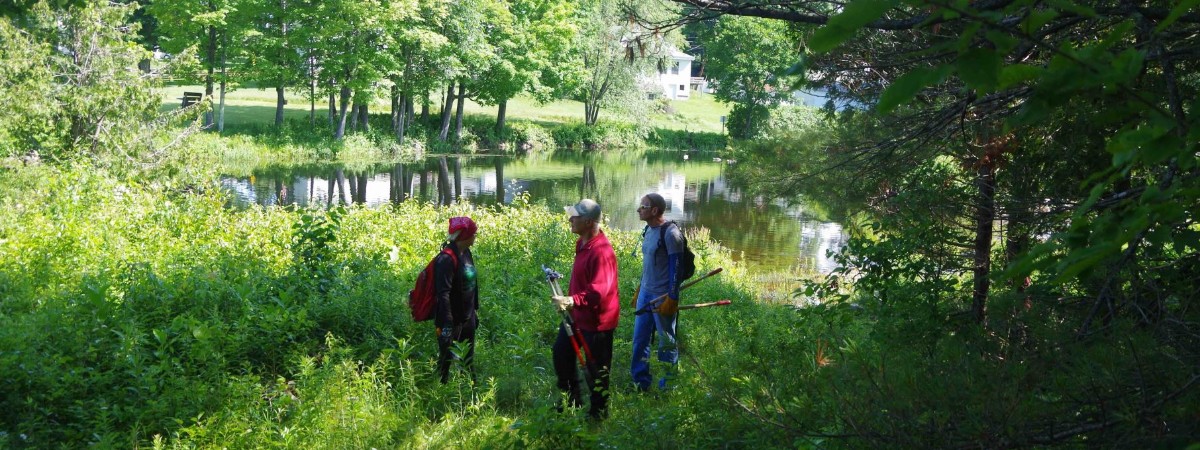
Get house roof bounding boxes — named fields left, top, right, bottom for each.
left=668, top=46, right=695, bottom=61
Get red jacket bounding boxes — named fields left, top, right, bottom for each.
left=567, top=230, right=620, bottom=332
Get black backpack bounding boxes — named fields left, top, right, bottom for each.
left=645, top=221, right=696, bottom=281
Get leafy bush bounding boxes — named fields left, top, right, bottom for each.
left=551, top=121, right=648, bottom=151
left=503, top=121, right=557, bottom=153
left=0, top=4, right=186, bottom=173
left=646, top=129, right=727, bottom=151
left=0, top=164, right=788, bottom=448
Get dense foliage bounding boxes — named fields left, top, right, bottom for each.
left=672, top=0, right=1200, bottom=446
left=0, top=3, right=190, bottom=166
left=0, top=164, right=814, bottom=448
left=5, top=0, right=1198, bottom=447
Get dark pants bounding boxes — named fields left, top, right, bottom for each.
left=438, top=325, right=476, bottom=384
left=553, top=325, right=613, bottom=418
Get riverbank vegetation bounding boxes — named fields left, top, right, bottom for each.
left=156, top=85, right=732, bottom=155
left=3, top=0, right=1198, bottom=448
left=0, top=164, right=796, bottom=448
left=704, top=0, right=1200, bottom=447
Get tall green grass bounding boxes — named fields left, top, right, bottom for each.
left=0, top=164, right=816, bottom=448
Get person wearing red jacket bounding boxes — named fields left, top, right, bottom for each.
left=552, top=199, right=620, bottom=419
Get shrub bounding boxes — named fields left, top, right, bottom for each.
left=503, top=121, right=556, bottom=153
left=551, top=121, right=648, bottom=151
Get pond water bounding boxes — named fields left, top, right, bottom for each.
left=221, top=152, right=847, bottom=274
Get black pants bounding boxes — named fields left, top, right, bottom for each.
left=438, top=325, right=476, bottom=384
left=553, top=325, right=613, bottom=418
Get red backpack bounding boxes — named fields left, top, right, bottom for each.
left=409, top=247, right=458, bottom=322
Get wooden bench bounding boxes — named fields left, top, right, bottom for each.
left=179, top=92, right=203, bottom=108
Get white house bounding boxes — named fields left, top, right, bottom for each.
left=654, top=47, right=695, bottom=100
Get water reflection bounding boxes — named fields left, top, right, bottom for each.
left=220, top=153, right=846, bottom=274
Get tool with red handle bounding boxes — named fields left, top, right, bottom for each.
left=634, top=267, right=724, bottom=316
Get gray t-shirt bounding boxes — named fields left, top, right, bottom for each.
left=640, top=222, right=684, bottom=295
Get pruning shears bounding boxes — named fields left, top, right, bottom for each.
left=542, top=265, right=594, bottom=371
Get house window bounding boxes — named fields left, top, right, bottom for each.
left=670, top=63, right=680, bottom=75
left=679, top=85, right=686, bottom=91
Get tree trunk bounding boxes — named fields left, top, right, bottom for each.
left=328, top=90, right=337, bottom=128
left=335, top=168, right=348, bottom=204
left=437, top=156, right=452, bottom=205
left=359, top=102, right=370, bottom=132
left=218, top=76, right=227, bottom=132
left=406, top=96, right=415, bottom=129
left=309, top=74, right=316, bottom=124
left=581, top=165, right=596, bottom=198
left=217, top=35, right=227, bottom=132
left=398, top=92, right=408, bottom=143
left=972, top=159, right=997, bottom=324
left=419, top=167, right=429, bottom=202
left=275, top=86, right=286, bottom=127
left=439, top=82, right=454, bottom=141
left=390, top=163, right=403, bottom=203
left=327, top=173, right=336, bottom=207
left=349, top=102, right=359, bottom=131
left=402, top=164, right=413, bottom=201
left=496, top=99, right=508, bottom=135
left=356, top=173, right=367, bottom=203
left=454, top=83, right=466, bottom=140
left=421, top=93, right=429, bottom=123
left=335, top=86, right=351, bottom=140
left=495, top=158, right=504, bottom=204
left=204, top=24, right=216, bottom=128
left=452, top=157, right=462, bottom=199
left=391, top=85, right=399, bottom=135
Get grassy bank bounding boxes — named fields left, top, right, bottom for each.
left=5, top=143, right=1193, bottom=449
left=157, top=86, right=731, bottom=154
left=158, top=86, right=731, bottom=132
left=0, top=164, right=816, bottom=448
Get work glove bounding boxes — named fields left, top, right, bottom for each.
left=654, top=297, right=679, bottom=316
left=553, top=295, right=574, bottom=312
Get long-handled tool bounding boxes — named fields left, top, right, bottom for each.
left=542, top=265, right=594, bottom=370
left=634, top=267, right=724, bottom=315
left=678, top=299, right=733, bottom=311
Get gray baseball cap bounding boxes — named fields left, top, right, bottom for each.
left=564, top=198, right=601, bottom=221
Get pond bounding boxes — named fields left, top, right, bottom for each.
left=221, top=152, right=847, bottom=274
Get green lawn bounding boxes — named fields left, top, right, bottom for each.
left=157, top=85, right=731, bottom=133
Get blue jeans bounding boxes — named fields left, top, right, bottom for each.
left=630, top=288, right=678, bottom=390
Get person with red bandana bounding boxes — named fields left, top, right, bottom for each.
left=435, top=216, right=479, bottom=384
left=552, top=199, right=620, bottom=419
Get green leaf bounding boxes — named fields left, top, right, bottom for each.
left=998, top=64, right=1041, bottom=89
left=1157, top=0, right=1200, bottom=31
left=957, top=48, right=1002, bottom=92
left=985, top=30, right=1019, bottom=54
left=1107, top=123, right=1173, bottom=166
left=1054, top=242, right=1119, bottom=282
left=1142, top=129, right=1184, bottom=165
left=808, top=0, right=894, bottom=53
left=1022, top=9, right=1059, bottom=34
left=956, top=23, right=983, bottom=51
left=877, top=65, right=952, bottom=113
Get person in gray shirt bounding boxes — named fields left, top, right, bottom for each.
left=630, top=193, right=683, bottom=391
